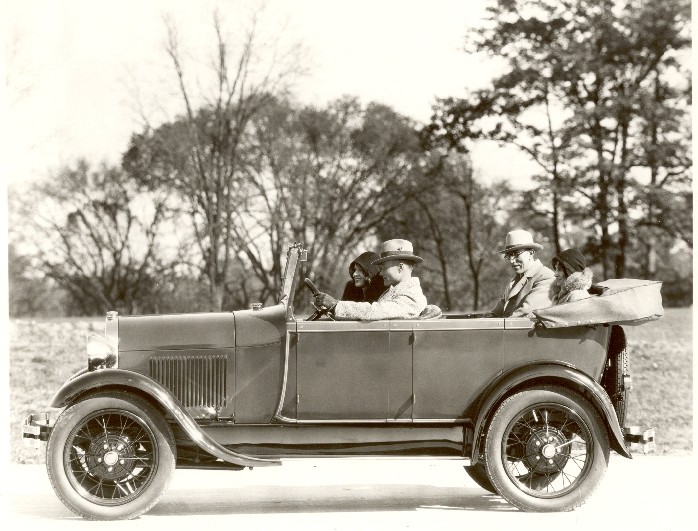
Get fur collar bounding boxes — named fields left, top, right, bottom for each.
left=552, top=268, right=593, bottom=303
left=563, top=268, right=593, bottom=292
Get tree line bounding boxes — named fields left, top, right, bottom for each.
left=8, top=0, right=692, bottom=317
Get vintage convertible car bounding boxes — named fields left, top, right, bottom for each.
left=23, top=244, right=660, bottom=520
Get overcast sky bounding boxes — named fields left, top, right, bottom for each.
left=3, top=0, right=538, bottom=187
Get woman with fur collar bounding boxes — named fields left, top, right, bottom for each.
left=551, top=248, right=593, bottom=304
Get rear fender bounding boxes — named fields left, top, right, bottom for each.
left=470, top=362, right=630, bottom=464
left=50, top=369, right=280, bottom=468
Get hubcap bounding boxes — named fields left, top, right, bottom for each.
left=541, top=444, right=556, bottom=459
left=103, top=451, right=119, bottom=467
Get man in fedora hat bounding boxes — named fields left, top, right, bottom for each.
left=489, top=229, right=555, bottom=317
left=314, top=239, right=427, bottom=320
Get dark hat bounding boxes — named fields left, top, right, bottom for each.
left=349, top=252, right=381, bottom=278
left=552, top=248, right=587, bottom=275
left=371, top=239, right=423, bottom=265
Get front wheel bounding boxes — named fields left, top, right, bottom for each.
left=46, top=392, right=176, bottom=520
left=484, top=386, right=609, bottom=512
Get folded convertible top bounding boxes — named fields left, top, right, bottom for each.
left=533, top=279, right=664, bottom=328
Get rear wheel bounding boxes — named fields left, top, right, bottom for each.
left=46, top=392, right=176, bottom=520
left=484, top=386, right=609, bottom=512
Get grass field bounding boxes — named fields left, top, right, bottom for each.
left=8, top=308, right=693, bottom=464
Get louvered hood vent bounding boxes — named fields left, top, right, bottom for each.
left=149, top=354, right=227, bottom=409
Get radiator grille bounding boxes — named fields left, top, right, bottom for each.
left=149, top=354, right=227, bottom=408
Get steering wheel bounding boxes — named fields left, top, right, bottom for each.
left=304, top=278, right=335, bottom=321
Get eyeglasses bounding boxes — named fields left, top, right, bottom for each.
left=503, top=250, right=530, bottom=261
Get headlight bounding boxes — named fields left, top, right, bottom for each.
left=86, top=333, right=117, bottom=370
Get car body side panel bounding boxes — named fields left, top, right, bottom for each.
left=296, top=321, right=392, bottom=419
left=501, top=319, right=609, bottom=381
left=388, top=329, right=413, bottom=419
left=231, top=304, right=292, bottom=423
left=234, top=342, right=286, bottom=423
left=413, top=318, right=608, bottom=419
left=413, top=328, right=506, bottom=419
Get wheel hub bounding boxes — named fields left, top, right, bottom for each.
left=103, top=450, right=120, bottom=467
left=524, top=427, right=571, bottom=473
left=86, top=435, right=137, bottom=480
left=541, top=444, right=556, bottom=459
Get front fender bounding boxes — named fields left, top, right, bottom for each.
left=470, top=362, right=630, bottom=464
left=50, top=369, right=281, bottom=468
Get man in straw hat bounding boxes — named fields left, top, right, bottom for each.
left=489, top=229, right=555, bottom=317
left=314, top=239, right=427, bottom=320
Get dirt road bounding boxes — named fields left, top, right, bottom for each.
left=4, top=454, right=695, bottom=530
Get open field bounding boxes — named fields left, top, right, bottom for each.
left=8, top=308, right=692, bottom=464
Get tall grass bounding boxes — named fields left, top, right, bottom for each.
left=623, top=308, right=693, bottom=454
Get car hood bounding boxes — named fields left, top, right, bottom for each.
left=118, top=303, right=287, bottom=352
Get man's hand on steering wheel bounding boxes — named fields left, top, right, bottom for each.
left=314, top=292, right=338, bottom=311
left=304, top=278, right=337, bottom=321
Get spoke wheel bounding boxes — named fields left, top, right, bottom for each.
left=484, top=386, right=609, bottom=512
left=64, top=409, right=158, bottom=505
left=47, top=392, right=175, bottom=520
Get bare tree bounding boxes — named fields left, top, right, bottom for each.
left=240, top=97, right=425, bottom=303
left=12, top=161, right=174, bottom=315
left=124, top=8, right=305, bottom=311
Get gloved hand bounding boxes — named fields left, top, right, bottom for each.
left=314, top=292, right=338, bottom=310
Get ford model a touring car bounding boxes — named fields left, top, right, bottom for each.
left=23, top=244, right=661, bottom=520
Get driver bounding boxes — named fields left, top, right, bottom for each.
left=313, top=239, right=427, bottom=320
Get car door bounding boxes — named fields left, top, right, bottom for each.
left=412, top=318, right=505, bottom=419
left=295, top=320, right=411, bottom=420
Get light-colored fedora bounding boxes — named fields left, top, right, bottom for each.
left=371, top=239, right=424, bottom=265
left=498, top=230, right=544, bottom=253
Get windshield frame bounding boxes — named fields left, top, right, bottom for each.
left=278, top=243, right=306, bottom=320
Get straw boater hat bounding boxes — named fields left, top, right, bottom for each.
left=371, top=239, right=423, bottom=265
left=498, top=230, right=544, bottom=253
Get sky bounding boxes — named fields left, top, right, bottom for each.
left=2, top=0, right=539, bottom=188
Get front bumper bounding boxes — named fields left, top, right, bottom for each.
left=623, top=426, right=655, bottom=454
left=22, top=412, right=57, bottom=448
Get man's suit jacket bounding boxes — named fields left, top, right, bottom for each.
left=491, top=259, right=555, bottom=317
